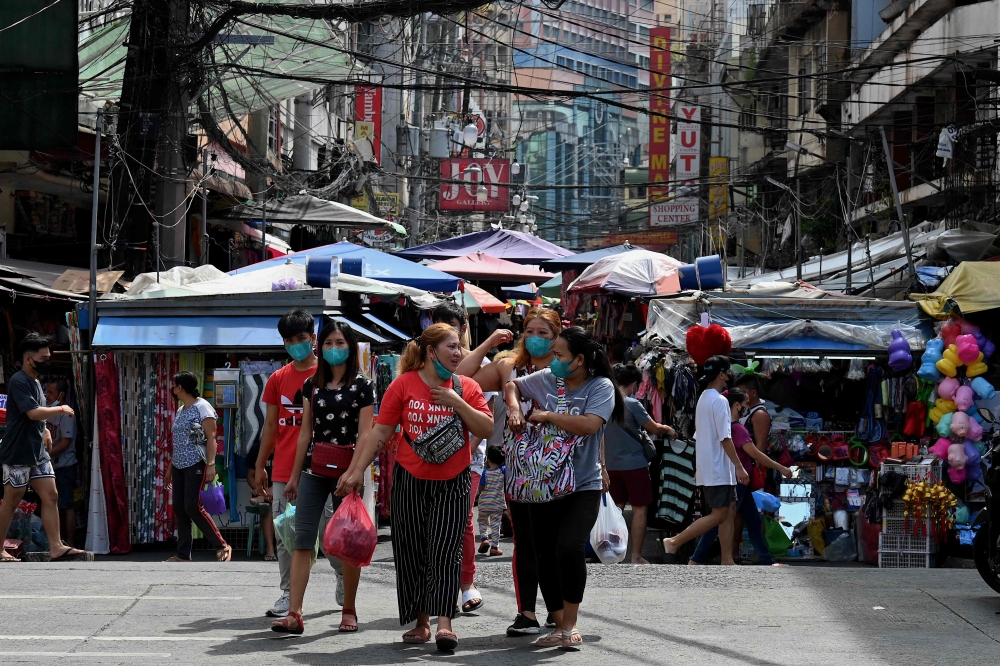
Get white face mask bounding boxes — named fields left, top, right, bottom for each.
left=48, top=399, right=60, bottom=407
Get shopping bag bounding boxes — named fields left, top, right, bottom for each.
left=199, top=475, right=227, bottom=515
left=752, top=490, right=780, bottom=514
left=588, top=493, right=628, bottom=564
left=274, top=503, right=297, bottom=555
left=763, top=515, right=793, bottom=557
left=323, top=492, right=378, bottom=568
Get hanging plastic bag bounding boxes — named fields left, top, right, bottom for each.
left=323, top=492, right=378, bottom=568
left=362, top=464, right=376, bottom=526
left=822, top=531, right=857, bottom=562
left=763, top=515, right=793, bottom=557
left=752, top=490, right=780, bottom=514
left=199, top=475, right=227, bottom=515
left=588, top=493, right=628, bottom=564
left=807, top=518, right=826, bottom=556
left=274, top=503, right=297, bottom=555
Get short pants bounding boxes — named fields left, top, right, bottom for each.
left=55, top=465, right=78, bottom=509
left=293, top=471, right=362, bottom=551
left=2, top=461, right=55, bottom=489
left=701, top=484, right=737, bottom=509
left=607, top=467, right=653, bottom=507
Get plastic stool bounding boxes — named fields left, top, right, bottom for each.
left=245, top=503, right=270, bottom=557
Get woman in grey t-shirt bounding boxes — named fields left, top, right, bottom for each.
left=505, top=327, right=623, bottom=651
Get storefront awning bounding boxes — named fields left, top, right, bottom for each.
left=362, top=313, right=409, bottom=341
left=93, top=316, right=284, bottom=350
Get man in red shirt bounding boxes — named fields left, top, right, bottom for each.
left=254, top=309, right=318, bottom=617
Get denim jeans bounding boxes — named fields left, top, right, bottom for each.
left=691, top=484, right=773, bottom=565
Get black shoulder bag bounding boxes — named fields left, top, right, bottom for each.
left=403, top=376, right=468, bottom=465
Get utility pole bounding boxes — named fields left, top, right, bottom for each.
left=201, top=148, right=209, bottom=266
left=795, top=177, right=802, bottom=281
left=88, top=111, right=103, bottom=341
left=879, top=126, right=917, bottom=279
left=845, top=144, right=853, bottom=293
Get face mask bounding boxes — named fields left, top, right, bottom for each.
left=31, top=358, right=52, bottom=374
left=431, top=354, right=454, bottom=381
left=525, top=336, right=552, bottom=358
left=550, top=357, right=576, bottom=379
left=323, top=347, right=350, bottom=367
left=285, top=340, right=313, bottom=363
left=739, top=406, right=750, bottom=418
left=49, top=399, right=60, bottom=407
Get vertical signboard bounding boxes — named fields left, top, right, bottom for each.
left=354, top=86, right=382, bottom=165
left=647, top=27, right=671, bottom=204
left=708, top=156, right=728, bottom=219
left=676, top=105, right=701, bottom=185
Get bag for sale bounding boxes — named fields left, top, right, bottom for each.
left=588, top=493, right=628, bottom=564
left=199, top=475, right=227, bottom=515
left=323, top=492, right=378, bottom=568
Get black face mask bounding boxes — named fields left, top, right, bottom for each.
left=31, top=358, right=52, bottom=374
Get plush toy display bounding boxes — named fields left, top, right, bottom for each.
left=968, top=417, right=983, bottom=443
left=947, top=442, right=969, bottom=484
left=928, top=398, right=957, bottom=423
left=973, top=332, right=995, bottom=360
left=968, top=405, right=985, bottom=424
left=965, top=441, right=983, bottom=482
left=941, top=320, right=962, bottom=347
left=956, top=334, right=980, bottom=364
left=935, top=412, right=954, bottom=438
left=937, top=377, right=960, bottom=400
left=966, top=354, right=988, bottom=377
left=971, top=377, right=996, bottom=400
left=685, top=323, right=732, bottom=367
left=954, top=385, right=975, bottom=411
left=936, top=344, right=963, bottom=378
left=888, top=330, right=913, bottom=372
left=950, top=411, right=971, bottom=438
left=918, top=339, right=945, bottom=382
left=929, top=438, right=951, bottom=459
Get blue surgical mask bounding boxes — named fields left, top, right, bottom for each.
left=431, top=354, right=454, bottom=380
left=323, top=347, right=350, bottom=367
left=550, top=357, right=575, bottom=379
left=285, top=340, right=314, bottom=363
left=525, top=336, right=551, bottom=358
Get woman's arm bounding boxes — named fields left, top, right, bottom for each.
left=742, top=442, right=792, bottom=477
left=430, top=385, right=494, bottom=439
left=455, top=330, right=513, bottom=380
left=530, top=410, right=605, bottom=436
left=284, top=399, right=313, bottom=499
left=336, top=422, right=397, bottom=496
left=202, top=416, right=218, bottom=484
left=504, top=380, right=526, bottom=433
left=642, top=419, right=677, bottom=438
left=721, top=437, right=749, bottom=485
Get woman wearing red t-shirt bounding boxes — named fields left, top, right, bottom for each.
left=337, top=323, right=493, bottom=652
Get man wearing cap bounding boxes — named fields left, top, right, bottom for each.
left=661, top=355, right=749, bottom=563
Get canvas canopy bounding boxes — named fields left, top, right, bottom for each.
left=223, top=194, right=406, bottom=233
left=396, top=229, right=573, bottom=264
left=542, top=243, right=638, bottom=269
left=569, top=249, right=683, bottom=296
left=911, top=261, right=1000, bottom=318
left=429, top=252, right=554, bottom=282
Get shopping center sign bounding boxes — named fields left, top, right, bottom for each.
left=439, top=158, right=511, bottom=212
left=650, top=200, right=699, bottom=227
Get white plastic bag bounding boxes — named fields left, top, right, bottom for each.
left=589, top=493, right=629, bottom=564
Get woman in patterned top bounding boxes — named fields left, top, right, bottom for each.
left=271, top=321, right=375, bottom=635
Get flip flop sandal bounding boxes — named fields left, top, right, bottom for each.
left=535, top=631, right=565, bottom=648
left=339, top=608, right=358, bottom=633
left=216, top=546, right=232, bottom=562
left=402, top=626, right=431, bottom=644
left=435, top=629, right=459, bottom=651
left=271, top=611, right=304, bottom=635
left=461, top=588, right=483, bottom=613
left=263, top=553, right=278, bottom=562
left=660, top=539, right=678, bottom=564
left=561, top=629, right=583, bottom=651
left=50, top=549, right=94, bottom=562
left=0, top=554, right=20, bottom=563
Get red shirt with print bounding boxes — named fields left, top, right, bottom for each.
left=376, top=371, right=491, bottom=481
left=262, top=362, right=316, bottom=483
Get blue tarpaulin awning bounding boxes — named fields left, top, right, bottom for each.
left=231, top=242, right=460, bottom=292
left=93, top=316, right=284, bottom=350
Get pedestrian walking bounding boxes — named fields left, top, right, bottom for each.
left=0, top=333, right=90, bottom=562
left=477, top=445, right=507, bottom=556
left=337, top=323, right=493, bottom=652
left=505, top=326, right=623, bottom=651
left=253, top=309, right=319, bottom=617
left=661, top=356, right=750, bottom=564
left=606, top=363, right=676, bottom=563
left=165, top=371, right=231, bottom=562
left=456, top=306, right=560, bottom=636
left=271, top=321, right=374, bottom=635
left=688, top=388, right=792, bottom=565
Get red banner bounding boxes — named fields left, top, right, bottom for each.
left=648, top=27, right=671, bottom=202
left=354, top=86, right=382, bottom=165
left=439, top=158, right=510, bottom=212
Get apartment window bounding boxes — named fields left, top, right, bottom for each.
left=798, top=57, right=813, bottom=116
left=641, top=0, right=654, bottom=10
left=557, top=56, right=567, bottom=67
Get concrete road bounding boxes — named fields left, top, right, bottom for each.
left=1, top=548, right=999, bottom=665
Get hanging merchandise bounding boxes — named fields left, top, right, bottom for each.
left=685, top=321, right=732, bottom=366
left=94, top=354, right=131, bottom=554
left=239, top=360, right=282, bottom=456
left=856, top=366, right=886, bottom=443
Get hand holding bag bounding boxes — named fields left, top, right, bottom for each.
left=323, top=492, right=378, bottom=568
left=403, top=376, right=468, bottom=465
left=589, top=493, right=629, bottom=564
left=199, top=475, right=227, bottom=515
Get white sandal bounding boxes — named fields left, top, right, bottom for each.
left=461, top=588, right=483, bottom=613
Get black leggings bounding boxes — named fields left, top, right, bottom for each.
left=172, top=463, right=227, bottom=560
left=508, top=500, right=539, bottom=614
left=528, top=490, right=602, bottom=611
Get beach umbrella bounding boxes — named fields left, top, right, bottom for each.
left=568, top=249, right=684, bottom=296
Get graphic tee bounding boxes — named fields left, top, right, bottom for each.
left=694, top=388, right=735, bottom=487
left=302, top=373, right=375, bottom=474
left=376, top=371, right=491, bottom=481
left=262, top=362, right=317, bottom=483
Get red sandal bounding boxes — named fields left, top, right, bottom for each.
left=271, top=610, right=304, bottom=635
left=339, top=608, right=358, bottom=633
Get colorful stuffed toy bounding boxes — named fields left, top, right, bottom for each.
left=686, top=323, right=732, bottom=367
left=937, top=376, right=960, bottom=400
left=918, top=339, right=944, bottom=382
left=973, top=332, right=996, bottom=360
left=965, top=441, right=983, bottom=482
left=954, top=385, right=975, bottom=411
left=941, top=320, right=962, bottom=347
left=929, top=437, right=951, bottom=459
left=888, top=330, right=913, bottom=372
left=947, top=442, right=969, bottom=484
left=971, top=377, right=996, bottom=400
left=968, top=416, right=983, bottom=443
left=968, top=405, right=985, bottom=424
left=935, top=411, right=954, bottom=438
left=951, top=411, right=971, bottom=438
left=928, top=398, right=957, bottom=423
left=966, top=353, right=988, bottom=377
left=956, top=334, right=980, bottom=364
left=935, top=344, right=963, bottom=378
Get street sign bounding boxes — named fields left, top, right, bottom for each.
left=650, top=200, right=699, bottom=227
left=439, top=158, right=510, bottom=212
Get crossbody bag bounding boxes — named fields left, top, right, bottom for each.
left=309, top=381, right=357, bottom=478
left=402, top=376, right=467, bottom=465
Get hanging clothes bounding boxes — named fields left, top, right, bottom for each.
left=239, top=360, right=282, bottom=457
left=94, top=354, right=131, bottom=554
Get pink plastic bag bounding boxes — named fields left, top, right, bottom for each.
left=323, top=492, right=377, bottom=568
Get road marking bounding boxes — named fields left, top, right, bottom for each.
left=0, top=595, right=242, bottom=600
left=0, top=653, right=171, bottom=658
left=0, top=637, right=230, bottom=642
left=873, top=606, right=886, bottom=610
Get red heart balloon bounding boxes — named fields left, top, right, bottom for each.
left=686, top=323, right=732, bottom=366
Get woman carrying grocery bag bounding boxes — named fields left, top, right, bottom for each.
left=271, top=321, right=375, bottom=635
left=504, top=327, right=623, bottom=651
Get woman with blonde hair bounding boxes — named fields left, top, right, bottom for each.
left=337, top=324, right=493, bottom=652
left=456, top=306, right=562, bottom=637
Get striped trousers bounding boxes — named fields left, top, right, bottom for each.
left=390, top=463, right=471, bottom=624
